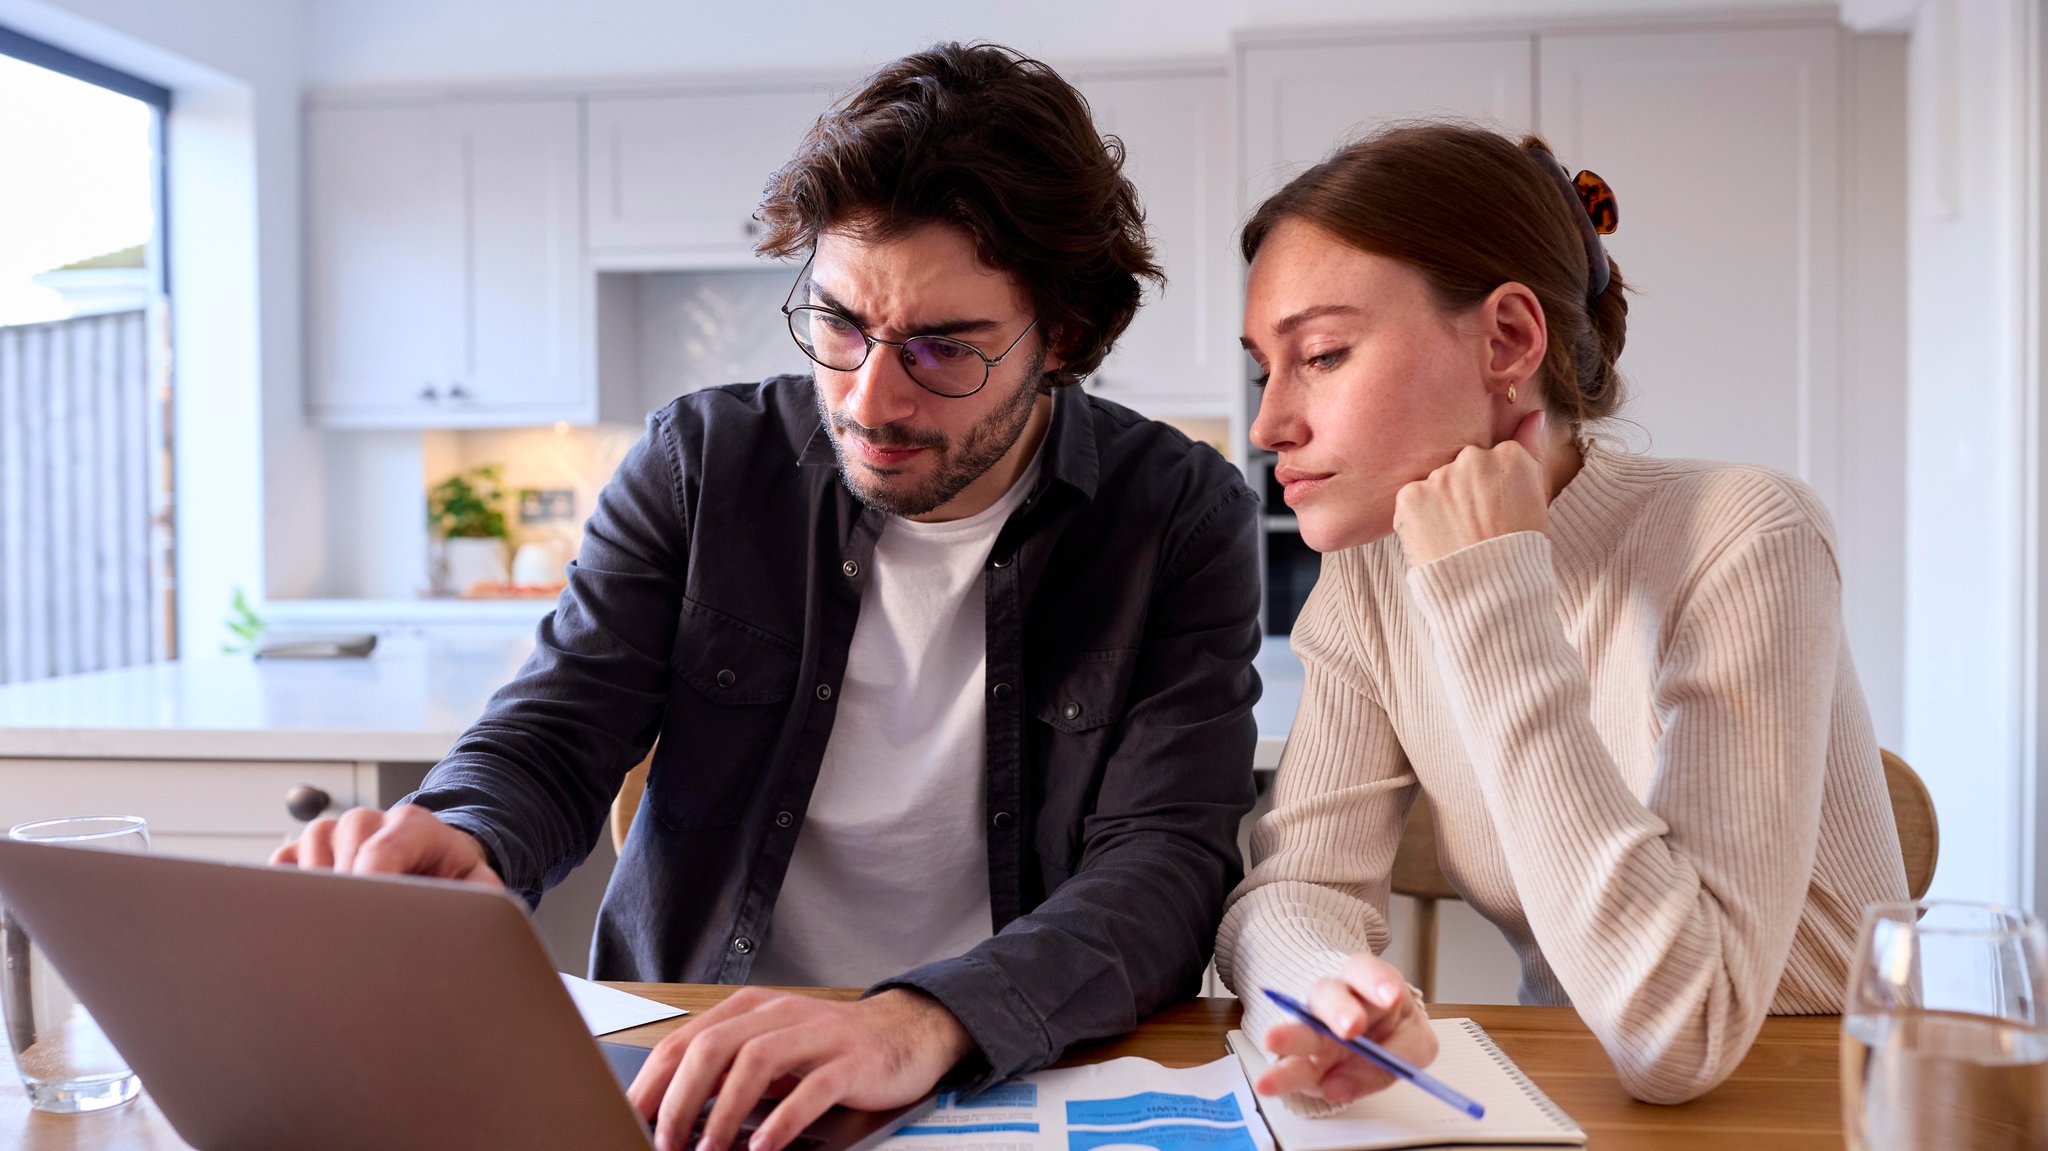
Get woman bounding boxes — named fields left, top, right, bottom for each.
left=1215, top=123, right=1908, bottom=1108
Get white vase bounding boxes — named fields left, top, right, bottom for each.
left=442, top=536, right=509, bottom=595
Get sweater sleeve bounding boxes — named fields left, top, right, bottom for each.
left=1405, top=525, right=1839, bottom=1104
left=1215, top=550, right=1417, bottom=1068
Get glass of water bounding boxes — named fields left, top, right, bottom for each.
left=1, top=815, right=150, bottom=1113
left=1842, top=899, right=2048, bottom=1149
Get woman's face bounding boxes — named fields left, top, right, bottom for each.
left=1244, top=218, right=1507, bottom=553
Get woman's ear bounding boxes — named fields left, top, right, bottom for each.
left=1482, top=282, right=1548, bottom=400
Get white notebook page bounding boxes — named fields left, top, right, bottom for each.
left=1227, top=1020, right=1585, bottom=1150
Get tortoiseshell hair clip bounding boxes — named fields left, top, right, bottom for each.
left=1573, top=170, right=1619, bottom=235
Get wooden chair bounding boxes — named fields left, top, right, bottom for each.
left=610, top=749, right=654, bottom=854
left=1392, top=748, right=1940, bottom=1001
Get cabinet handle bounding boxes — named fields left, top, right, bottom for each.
left=285, top=785, right=333, bottom=823
left=742, top=219, right=761, bottom=239
left=448, top=383, right=470, bottom=401
left=419, top=385, right=440, bottom=402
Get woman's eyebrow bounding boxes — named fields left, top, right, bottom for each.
left=1270, top=303, right=1361, bottom=335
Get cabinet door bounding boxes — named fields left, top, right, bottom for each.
left=1240, top=37, right=1535, bottom=204
left=306, top=101, right=461, bottom=418
left=1537, top=26, right=1839, bottom=500
left=308, top=98, right=594, bottom=428
left=446, top=98, right=589, bottom=420
left=0, top=760, right=365, bottom=865
left=586, top=87, right=837, bottom=259
left=1078, top=72, right=1239, bottom=418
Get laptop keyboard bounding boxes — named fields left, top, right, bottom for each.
left=659, top=1114, right=826, bottom=1151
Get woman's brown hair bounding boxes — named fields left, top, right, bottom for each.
left=1241, top=122, right=1629, bottom=424
left=756, top=42, right=1162, bottom=390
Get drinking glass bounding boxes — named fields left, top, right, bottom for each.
left=1842, top=899, right=2048, bottom=1149
left=1, top=816, right=149, bottom=1113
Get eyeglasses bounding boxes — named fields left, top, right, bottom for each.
left=780, top=253, right=1038, bottom=398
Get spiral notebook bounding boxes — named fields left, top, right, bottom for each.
left=1227, top=1020, right=1585, bottom=1149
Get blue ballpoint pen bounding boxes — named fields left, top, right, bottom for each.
left=1260, top=987, right=1486, bottom=1120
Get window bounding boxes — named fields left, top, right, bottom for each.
left=0, top=27, right=174, bottom=683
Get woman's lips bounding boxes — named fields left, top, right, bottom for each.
left=1274, top=466, right=1335, bottom=505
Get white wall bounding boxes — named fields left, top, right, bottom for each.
left=301, top=0, right=1831, bottom=86
left=0, top=0, right=313, bottom=657
left=1844, top=0, right=2038, bottom=912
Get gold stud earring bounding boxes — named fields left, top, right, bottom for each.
left=1508, top=383, right=1517, bottom=405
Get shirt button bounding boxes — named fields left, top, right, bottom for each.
left=991, top=811, right=1015, bottom=831
left=732, top=936, right=754, bottom=954
left=816, top=684, right=833, bottom=700
left=774, top=810, right=794, bottom=829
left=990, top=552, right=1013, bottom=570
left=1062, top=701, right=1082, bottom=721
left=841, top=560, right=860, bottom=578
left=716, top=669, right=737, bottom=688
left=991, top=682, right=1013, bottom=700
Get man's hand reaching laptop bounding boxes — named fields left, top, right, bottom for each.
left=629, top=986, right=970, bottom=1151
left=271, top=803, right=502, bottom=886
left=273, top=806, right=974, bottom=1151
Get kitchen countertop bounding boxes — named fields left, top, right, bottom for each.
left=0, top=634, right=1301, bottom=769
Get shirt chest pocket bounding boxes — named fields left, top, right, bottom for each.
left=655, top=599, right=802, bottom=830
left=1027, top=650, right=1137, bottom=872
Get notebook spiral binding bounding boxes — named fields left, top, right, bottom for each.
left=1457, top=1019, right=1583, bottom=1134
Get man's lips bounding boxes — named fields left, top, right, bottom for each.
left=847, top=435, right=929, bottom=467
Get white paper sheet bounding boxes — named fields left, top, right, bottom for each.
left=560, top=973, right=688, bottom=1036
left=879, top=1055, right=1274, bottom=1151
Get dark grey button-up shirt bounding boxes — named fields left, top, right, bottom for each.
left=404, top=374, right=1261, bottom=1089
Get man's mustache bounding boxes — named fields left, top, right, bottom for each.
left=830, top=412, right=946, bottom=451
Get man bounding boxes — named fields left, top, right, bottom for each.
left=275, top=42, right=1260, bottom=1151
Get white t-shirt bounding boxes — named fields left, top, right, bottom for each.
left=748, top=451, right=1043, bottom=988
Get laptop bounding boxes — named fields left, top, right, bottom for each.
left=0, top=839, right=936, bottom=1151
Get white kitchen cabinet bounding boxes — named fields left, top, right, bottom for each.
left=1538, top=25, right=1841, bottom=499
left=1074, top=69, right=1240, bottom=420
left=0, top=759, right=381, bottom=865
left=585, top=86, right=840, bottom=264
left=306, top=97, right=601, bottom=428
left=1239, top=35, right=1536, bottom=205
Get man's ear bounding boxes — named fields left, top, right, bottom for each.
left=1482, top=281, right=1548, bottom=398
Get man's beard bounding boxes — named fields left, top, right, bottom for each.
left=819, top=355, right=1046, bottom=518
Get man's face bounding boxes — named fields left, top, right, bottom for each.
left=805, top=223, right=1059, bottom=521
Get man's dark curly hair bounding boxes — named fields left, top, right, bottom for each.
left=755, top=42, right=1163, bottom=390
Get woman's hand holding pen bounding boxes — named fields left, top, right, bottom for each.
left=1255, top=952, right=1439, bottom=1104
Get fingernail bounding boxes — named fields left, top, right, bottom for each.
left=698, top=1138, right=716, bottom=1151
left=1372, top=982, right=1401, bottom=1007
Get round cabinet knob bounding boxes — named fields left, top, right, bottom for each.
left=447, top=383, right=470, bottom=400
left=419, top=385, right=440, bottom=402
left=285, top=785, right=332, bottom=823
left=742, top=219, right=762, bottom=238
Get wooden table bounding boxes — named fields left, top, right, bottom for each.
left=0, top=985, right=1844, bottom=1149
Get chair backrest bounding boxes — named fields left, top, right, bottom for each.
left=1390, top=790, right=1459, bottom=902
left=1390, top=747, right=1940, bottom=991
left=609, top=750, right=654, bottom=855
left=1881, top=749, right=1939, bottom=900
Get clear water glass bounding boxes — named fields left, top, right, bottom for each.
left=1842, top=899, right=2048, bottom=1149
left=1, top=815, right=150, bottom=1113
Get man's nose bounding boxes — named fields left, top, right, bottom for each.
left=842, top=345, right=921, bottom=430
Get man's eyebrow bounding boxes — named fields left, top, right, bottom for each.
left=807, top=282, right=1005, bottom=338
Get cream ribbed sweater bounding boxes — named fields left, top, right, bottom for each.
left=1215, top=443, right=1908, bottom=1105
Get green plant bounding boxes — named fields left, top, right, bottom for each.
left=428, top=465, right=509, bottom=539
left=222, top=586, right=265, bottom=655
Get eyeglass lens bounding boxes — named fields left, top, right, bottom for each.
left=787, top=307, right=987, bottom=397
